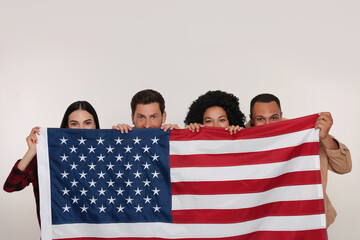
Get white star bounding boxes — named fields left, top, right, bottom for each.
left=125, top=196, right=134, bottom=204
left=133, top=171, right=142, bottom=178
left=78, top=136, right=86, bottom=145
left=153, top=204, right=161, bottom=212
left=88, top=162, right=96, bottom=170
left=114, top=137, right=123, bottom=145
left=134, top=187, right=142, bottom=196
left=143, top=195, right=152, bottom=204
left=80, top=204, right=88, bottom=213
left=115, top=171, right=124, bottom=179
left=97, top=171, right=106, bottom=179
left=97, top=154, right=105, bottom=162
left=107, top=179, right=115, bottom=187
left=89, top=196, right=97, bottom=204
left=61, top=171, right=69, bottom=179
left=98, top=205, right=107, bottom=213
left=115, top=154, right=123, bottom=162
left=70, top=162, right=78, bottom=170
left=142, top=145, right=151, bottom=153
left=79, top=171, right=87, bottom=179
left=116, top=204, right=125, bottom=213
left=133, top=136, right=141, bottom=144
left=151, top=153, right=160, bottom=161
left=62, top=188, right=70, bottom=195
left=71, top=196, right=80, bottom=204
left=88, top=145, right=96, bottom=153
left=70, top=179, right=79, bottom=187
left=96, top=137, right=105, bottom=145
left=107, top=162, right=114, bottom=170
left=124, top=145, right=132, bottom=153
left=60, top=154, right=69, bottom=162
left=59, top=137, right=68, bottom=145
left=80, top=188, right=88, bottom=196
left=143, top=179, right=151, bottom=187
left=108, top=196, right=116, bottom=204
left=151, top=136, right=159, bottom=144
left=142, top=162, right=151, bottom=170
left=88, top=179, right=97, bottom=187
left=106, top=145, right=114, bottom=153
left=133, top=154, right=141, bottom=161
left=62, top=204, right=71, bottom=212
left=78, top=154, right=87, bottom=162
left=98, top=188, right=106, bottom=196
left=134, top=204, right=143, bottom=213
left=125, top=179, right=133, bottom=187
left=152, top=187, right=160, bottom=195
left=124, top=162, right=133, bottom=170
left=69, top=145, right=77, bottom=153
left=116, top=187, right=125, bottom=196
left=151, top=170, right=160, bottom=178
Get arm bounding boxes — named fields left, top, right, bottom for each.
left=3, top=158, right=37, bottom=192
left=316, top=112, right=352, bottom=173
left=3, top=127, right=39, bottom=192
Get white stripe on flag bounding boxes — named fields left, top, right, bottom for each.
left=172, top=184, right=323, bottom=210
left=36, top=128, right=52, bottom=240
left=171, top=155, right=320, bottom=182
left=52, top=214, right=326, bottom=239
left=170, top=128, right=318, bottom=155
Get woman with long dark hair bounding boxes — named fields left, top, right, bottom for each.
left=3, top=101, right=100, bottom=226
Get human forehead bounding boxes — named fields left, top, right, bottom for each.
left=134, top=102, right=162, bottom=115
left=252, top=101, right=280, bottom=116
left=68, top=110, right=94, bottom=120
left=203, top=106, right=227, bottom=118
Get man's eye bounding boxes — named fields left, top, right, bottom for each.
left=271, top=116, right=278, bottom=120
left=256, top=118, right=264, bottom=121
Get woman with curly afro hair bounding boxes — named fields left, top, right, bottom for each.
left=184, top=90, right=246, bottom=134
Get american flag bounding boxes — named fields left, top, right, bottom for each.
left=37, top=114, right=326, bottom=240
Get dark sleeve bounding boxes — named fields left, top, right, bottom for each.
left=3, top=157, right=37, bottom=192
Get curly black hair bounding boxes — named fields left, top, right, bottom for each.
left=184, top=90, right=246, bottom=127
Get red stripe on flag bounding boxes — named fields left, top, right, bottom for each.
left=170, top=142, right=319, bottom=168
left=170, top=114, right=319, bottom=141
left=172, top=199, right=325, bottom=223
left=171, top=171, right=322, bottom=195
left=54, top=229, right=326, bottom=240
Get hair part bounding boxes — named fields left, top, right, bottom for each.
left=60, top=101, right=100, bottom=129
left=250, top=93, right=281, bottom=117
left=131, top=89, right=165, bottom=115
left=184, top=90, right=246, bottom=127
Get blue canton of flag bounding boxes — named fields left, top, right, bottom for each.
left=47, top=128, right=171, bottom=224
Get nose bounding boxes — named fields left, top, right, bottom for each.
left=265, top=119, right=270, bottom=125
left=144, top=120, right=151, bottom=128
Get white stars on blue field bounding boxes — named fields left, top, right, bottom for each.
left=47, top=128, right=171, bottom=224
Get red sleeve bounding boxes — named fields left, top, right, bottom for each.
left=3, top=157, right=37, bottom=192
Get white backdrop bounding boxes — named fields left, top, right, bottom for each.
left=1, top=1, right=359, bottom=239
